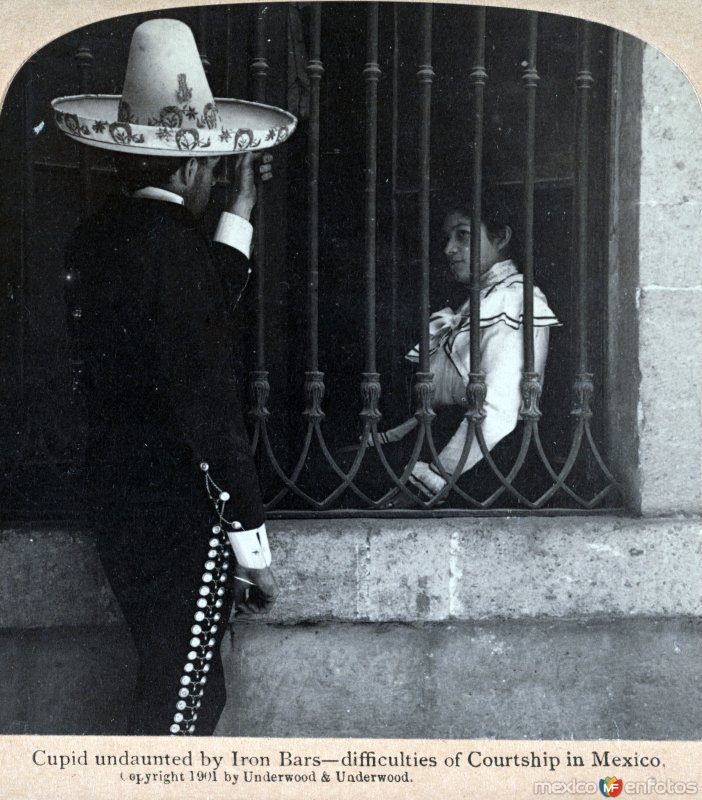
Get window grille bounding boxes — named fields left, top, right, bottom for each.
left=1, top=3, right=624, bottom=519
left=245, top=4, right=622, bottom=516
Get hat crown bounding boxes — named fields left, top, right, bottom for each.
left=118, top=19, right=221, bottom=130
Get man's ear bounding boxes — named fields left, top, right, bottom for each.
left=166, top=157, right=198, bottom=194
left=180, top=157, right=200, bottom=189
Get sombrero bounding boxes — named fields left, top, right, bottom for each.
left=51, top=18, right=297, bottom=156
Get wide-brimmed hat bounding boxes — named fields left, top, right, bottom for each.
left=51, top=18, right=297, bottom=156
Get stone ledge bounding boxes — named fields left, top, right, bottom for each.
left=1, top=516, right=700, bottom=627
left=2, top=618, right=701, bottom=738
left=216, top=617, right=702, bottom=739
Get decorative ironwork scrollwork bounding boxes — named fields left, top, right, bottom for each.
left=520, top=371, right=543, bottom=421
left=571, top=372, right=594, bottom=421
left=413, top=372, right=436, bottom=426
left=360, top=372, right=382, bottom=424
left=465, top=372, right=487, bottom=423
left=303, top=371, right=326, bottom=422
left=249, top=370, right=270, bottom=422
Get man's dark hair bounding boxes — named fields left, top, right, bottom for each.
left=112, top=153, right=208, bottom=193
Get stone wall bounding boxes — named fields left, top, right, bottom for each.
left=2, top=519, right=701, bottom=738
left=636, top=45, right=702, bottom=515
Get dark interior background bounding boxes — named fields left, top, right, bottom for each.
left=0, top=3, right=614, bottom=516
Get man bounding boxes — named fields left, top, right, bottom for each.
left=54, top=18, right=296, bottom=735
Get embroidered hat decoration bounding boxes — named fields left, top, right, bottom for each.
left=51, top=18, right=297, bottom=156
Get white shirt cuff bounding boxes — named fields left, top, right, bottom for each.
left=226, top=523, right=271, bottom=569
left=214, top=212, right=253, bottom=259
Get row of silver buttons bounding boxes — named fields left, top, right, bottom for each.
left=169, top=524, right=230, bottom=735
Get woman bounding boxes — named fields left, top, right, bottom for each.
left=372, top=197, right=560, bottom=502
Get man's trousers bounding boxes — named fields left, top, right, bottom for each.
left=95, top=496, right=234, bottom=736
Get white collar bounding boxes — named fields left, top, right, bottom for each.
left=132, top=186, right=185, bottom=206
left=481, top=259, right=518, bottom=289
left=455, top=260, right=519, bottom=315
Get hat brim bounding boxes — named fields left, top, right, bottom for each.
left=51, top=95, right=297, bottom=156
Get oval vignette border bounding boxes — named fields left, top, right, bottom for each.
left=0, top=2, right=701, bottom=800
left=0, top=0, right=702, bottom=112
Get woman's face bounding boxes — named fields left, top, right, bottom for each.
left=442, top=212, right=505, bottom=284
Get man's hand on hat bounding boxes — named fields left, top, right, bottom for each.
left=229, top=152, right=274, bottom=221
left=257, top=152, right=274, bottom=183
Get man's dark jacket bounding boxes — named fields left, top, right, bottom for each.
left=64, top=194, right=264, bottom=734
left=65, top=194, right=264, bottom=532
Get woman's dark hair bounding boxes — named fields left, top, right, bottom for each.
left=447, top=186, right=520, bottom=260
left=112, top=153, right=207, bottom=193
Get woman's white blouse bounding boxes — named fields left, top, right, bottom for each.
left=406, top=259, right=560, bottom=495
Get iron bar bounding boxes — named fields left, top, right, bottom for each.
left=197, top=8, right=211, bottom=76
left=225, top=7, right=233, bottom=97
left=306, top=4, right=323, bottom=373
left=519, top=14, right=543, bottom=425
left=251, top=5, right=269, bottom=372
left=301, top=6, right=326, bottom=436
left=224, top=7, right=233, bottom=183
left=363, top=2, right=380, bottom=375
left=466, top=7, right=488, bottom=421
left=417, top=4, right=434, bottom=374
left=360, top=3, right=382, bottom=437
left=389, top=7, right=400, bottom=386
left=20, top=58, right=37, bottom=398
left=247, top=6, right=270, bottom=434
left=567, top=18, right=619, bottom=508
left=75, top=39, right=93, bottom=214
left=575, top=21, right=594, bottom=376
left=411, top=3, right=437, bottom=503
left=521, top=14, right=538, bottom=374
left=414, top=3, right=436, bottom=506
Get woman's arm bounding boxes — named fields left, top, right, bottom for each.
left=365, top=416, right=419, bottom=446
left=411, top=325, right=551, bottom=495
